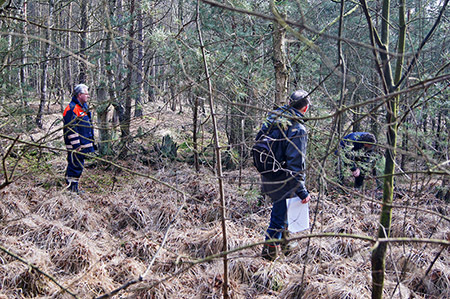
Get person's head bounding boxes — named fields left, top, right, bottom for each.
left=360, top=133, right=376, bottom=149
left=73, top=84, right=90, bottom=104
left=289, top=89, right=310, bottom=114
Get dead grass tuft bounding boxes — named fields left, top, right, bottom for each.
left=129, top=280, right=180, bottom=299
left=404, top=260, right=450, bottom=298
left=251, top=262, right=299, bottom=293
left=147, top=199, right=179, bottom=231
left=283, top=272, right=371, bottom=299
left=121, top=238, right=158, bottom=262
left=0, top=250, right=51, bottom=298
left=108, top=198, right=152, bottom=232
left=181, top=222, right=250, bottom=259
left=106, top=257, right=146, bottom=284
left=67, top=263, right=117, bottom=297
left=228, top=257, right=263, bottom=284
left=295, top=239, right=337, bottom=263
left=51, top=237, right=94, bottom=274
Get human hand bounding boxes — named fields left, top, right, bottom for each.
left=301, top=195, right=311, bottom=204
left=352, top=168, right=360, bottom=177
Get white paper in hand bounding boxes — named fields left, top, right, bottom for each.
left=286, top=197, right=309, bottom=233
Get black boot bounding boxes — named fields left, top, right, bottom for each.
left=261, top=244, right=278, bottom=261
left=68, top=182, right=79, bottom=193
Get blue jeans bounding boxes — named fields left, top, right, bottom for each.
left=266, top=197, right=288, bottom=242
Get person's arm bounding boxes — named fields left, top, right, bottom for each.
left=64, top=109, right=81, bottom=151
left=284, top=125, right=309, bottom=200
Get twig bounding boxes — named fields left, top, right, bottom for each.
left=0, top=244, right=79, bottom=298
left=0, top=135, right=19, bottom=190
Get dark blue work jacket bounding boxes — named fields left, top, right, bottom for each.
left=340, top=132, right=368, bottom=151
left=338, top=132, right=374, bottom=171
left=63, top=97, right=95, bottom=153
left=258, top=105, right=309, bottom=201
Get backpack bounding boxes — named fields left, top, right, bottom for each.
left=251, top=128, right=286, bottom=177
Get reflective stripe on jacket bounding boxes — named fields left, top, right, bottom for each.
left=63, top=97, right=94, bottom=153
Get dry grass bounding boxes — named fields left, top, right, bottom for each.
left=0, top=248, right=52, bottom=297
left=1, top=168, right=448, bottom=298
left=0, top=106, right=448, bottom=298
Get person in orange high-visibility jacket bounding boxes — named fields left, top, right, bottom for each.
left=63, top=84, right=95, bottom=193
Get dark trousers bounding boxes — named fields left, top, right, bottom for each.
left=65, top=151, right=85, bottom=184
left=355, top=174, right=365, bottom=188
left=266, top=197, right=288, bottom=242
left=355, top=167, right=378, bottom=188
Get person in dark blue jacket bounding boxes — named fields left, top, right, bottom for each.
left=258, top=89, right=311, bottom=261
left=63, top=84, right=95, bottom=193
left=338, top=132, right=376, bottom=189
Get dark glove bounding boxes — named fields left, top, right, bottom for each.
left=93, top=143, right=98, bottom=151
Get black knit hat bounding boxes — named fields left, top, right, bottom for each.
left=360, top=133, right=376, bottom=144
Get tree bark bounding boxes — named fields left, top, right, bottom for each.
left=365, top=0, right=405, bottom=297
left=65, top=2, right=73, bottom=93
left=134, top=0, right=143, bottom=117
left=97, top=83, right=111, bottom=156
left=36, top=0, right=54, bottom=128
left=271, top=2, right=288, bottom=107
left=193, top=95, right=199, bottom=172
left=119, top=0, right=135, bottom=157
left=79, top=0, right=88, bottom=83
left=195, top=1, right=228, bottom=297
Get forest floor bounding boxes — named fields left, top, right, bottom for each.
left=0, top=101, right=449, bottom=298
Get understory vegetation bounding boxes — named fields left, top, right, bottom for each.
left=1, top=0, right=449, bottom=298
left=0, top=102, right=448, bottom=298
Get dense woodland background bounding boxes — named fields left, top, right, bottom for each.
left=0, top=0, right=449, bottom=298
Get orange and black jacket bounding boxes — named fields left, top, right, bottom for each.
left=63, top=97, right=95, bottom=153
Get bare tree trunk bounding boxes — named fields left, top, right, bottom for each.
left=79, top=0, right=88, bottom=83
left=119, top=0, right=135, bottom=157
left=271, top=3, right=288, bottom=107
left=193, top=95, right=199, bottom=172
left=20, top=1, right=29, bottom=97
left=105, top=0, right=117, bottom=102
left=65, top=2, right=73, bottom=93
left=19, top=0, right=32, bottom=129
left=195, top=1, right=228, bottom=297
left=36, top=0, right=54, bottom=129
left=364, top=0, right=405, bottom=297
left=336, top=0, right=347, bottom=184
left=134, top=0, right=143, bottom=117
left=97, top=83, right=111, bottom=156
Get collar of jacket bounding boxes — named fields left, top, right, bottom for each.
left=266, top=105, right=304, bottom=124
left=72, top=96, right=88, bottom=110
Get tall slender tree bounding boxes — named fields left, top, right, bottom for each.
left=36, top=0, right=54, bottom=128
left=271, top=1, right=288, bottom=106
left=79, top=0, right=88, bottom=83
